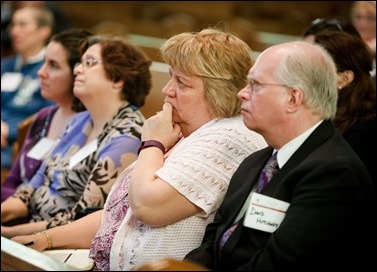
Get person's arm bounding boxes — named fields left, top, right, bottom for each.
left=1, top=220, right=47, bottom=238
left=10, top=210, right=102, bottom=250
left=2, top=111, right=42, bottom=202
left=1, top=158, right=47, bottom=224
left=46, top=136, right=139, bottom=229
left=129, top=103, right=200, bottom=227
left=1, top=197, right=28, bottom=223
left=130, top=150, right=201, bottom=227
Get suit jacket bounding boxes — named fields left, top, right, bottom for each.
left=343, top=117, right=376, bottom=187
left=185, top=120, right=376, bottom=271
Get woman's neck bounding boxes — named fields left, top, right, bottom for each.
left=47, top=105, right=77, bottom=139
left=89, top=100, right=126, bottom=131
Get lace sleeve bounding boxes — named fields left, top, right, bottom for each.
left=156, top=118, right=266, bottom=216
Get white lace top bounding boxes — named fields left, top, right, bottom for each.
left=107, top=116, right=267, bottom=270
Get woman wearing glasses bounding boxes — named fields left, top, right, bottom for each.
left=1, top=36, right=152, bottom=237
left=351, top=1, right=376, bottom=85
left=351, top=1, right=376, bottom=54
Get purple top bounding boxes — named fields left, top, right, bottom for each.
left=1, top=105, right=58, bottom=202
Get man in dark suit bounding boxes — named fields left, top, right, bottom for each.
left=185, top=41, right=376, bottom=270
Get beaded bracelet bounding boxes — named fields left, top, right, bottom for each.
left=138, top=140, right=165, bottom=155
left=39, top=231, right=53, bottom=250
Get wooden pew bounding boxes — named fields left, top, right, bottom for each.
left=140, top=62, right=170, bottom=119
left=1, top=236, right=78, bottom=271
left=136, top=257, right=210, bottom=271
left=1, top=114, right=37, bottom=185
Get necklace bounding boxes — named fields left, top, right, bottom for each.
left=28, top=106, right=55, bottom=148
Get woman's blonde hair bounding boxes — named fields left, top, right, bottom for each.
left=160, top=28, right=253, bottom=117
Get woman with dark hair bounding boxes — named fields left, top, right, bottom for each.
left=302, top=16, right=376, bottom=86
left=1, top=28, right=92, bottom=202
left=302, top=16, right=361, bottom=42
left=314, top=30, right=376, bottom=187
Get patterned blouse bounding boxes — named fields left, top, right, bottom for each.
left=2, top=105, right=58, bottom=202
left=89, top=116, right=267, bottom=271
left=13, top=103, right=145, bottom=228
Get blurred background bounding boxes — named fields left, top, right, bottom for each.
left=1, top=1, right=354, bottom=60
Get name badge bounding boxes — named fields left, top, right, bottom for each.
left=243, top=192, right=290, bottom=233
left=1, top=72, right=23, bottom=92
left=27, top=137, right=59, bottom=160
left=69, top=139, right=98, bottom=169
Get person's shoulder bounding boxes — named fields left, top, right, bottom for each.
left=208, top=116, right=243, bottom=129
left=198, top=116, right=267, bottom=147
left=1, top=55, right=17, bottom=69
left=215, top=116, right=265, bottom=139
left=1, top=54, right=16, bottom=62
left=68, top=110, right=90, bottom=125
left=125, top=107, right=146, bottom=121
left=36, top=105, right=59, bottom=116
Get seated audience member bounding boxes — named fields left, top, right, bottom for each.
left=313, top=31, right=376, bottom=192
left=1, top=1, right=72, bottom=57
left=1, top=28, right=93, bottom=202
left=11, top=28, right=267, bottom=271
left=351, top=1, right=376, bottom=83
left=184, top=41, right=376, bottom=270
left=351, top=1, right=376, bottom=54
left=1, top=6, right=55, bottom=168
left=1, top=35, right=152, bottom=236
left=302, top=16, right=361, bottom=42
left=302, top=15, right=376, bottom=86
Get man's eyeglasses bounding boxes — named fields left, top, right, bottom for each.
left=247, top=78, right=290, bottom=93
left=310, top=18, right=343, bottom=32
left=75, top=57, right=102, bottom=69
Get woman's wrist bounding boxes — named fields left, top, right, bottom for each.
left=35, top=231, right=53, bottom=250
left=138, top=140, right=166, bottom=155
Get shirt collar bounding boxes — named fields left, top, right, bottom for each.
left=276, top=120, right=323, bottom=168
left=14, top=48, right=46, bottom=70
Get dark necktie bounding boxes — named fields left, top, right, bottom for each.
left=218, top=152, right=279, bottom=250
left=257, top=151, right=279, bottom=192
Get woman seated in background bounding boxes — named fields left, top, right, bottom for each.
left=11, top=28, right=267, bottom=271
left=302, top=15, right=376, bottom=86
left=312, top=31, right=376, bottom=190
left=1, top=28, right=93, bottom=202
left=302, top=16, right=361, bottom=42
left=350, top=1, right=376, bottom=55
left=351, top=1, right=376, bottom=84
left=1, top=35, right=152, bottom=236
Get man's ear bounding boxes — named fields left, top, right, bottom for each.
left=287, top=87, right=303, bottom=113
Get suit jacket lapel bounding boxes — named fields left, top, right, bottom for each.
left=263, top=120, right=336, bottom=194
left=220, top=120, right=336, bottom=258
left=217, top=147, right=273, bottom=260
